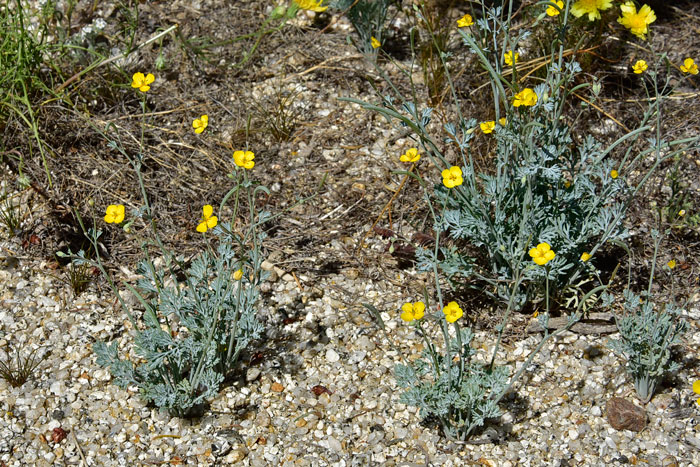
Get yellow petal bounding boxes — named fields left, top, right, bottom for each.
left=202, top=204, right=213, bottom=218
left=131, top=73, right=144, bottom=88
left=196, top=221, right=208, bottom=233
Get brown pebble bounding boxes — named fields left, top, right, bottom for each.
left=606, top=397, right=646, bottom=432
left=310, top=385, right=332, bottom=396
left=271, top=382, right=284, bottom=393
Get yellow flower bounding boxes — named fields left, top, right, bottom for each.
left=571, top=0, right=613, bottom=21
left=504, top=50, right=519, bottom=66
left=294, top=0, right=327, bottom=12
left=694, top=380, right=700, bottom=406
left=233, top=150, right=255, bottom=169
left=196, top=205, right=218, bottom=233
left=680, top=58, right=699, bottom=75
left=678, top=209, right=686, bottom=217
left=498, top=117, right=507, bottom=126
left=546, top=0, right=564, bottom=16
left=617, top=2, right=656, bottom=40
left=131, top=72, right=155, bottom=92
left=192, top=115, right=208, bottom=134
left=400, top=301, right=425, bottom=322
left=529, top=242, right=556, bottom=266
left=580, top=252, right=592, bottom=262
left=400, top=148, right=421, bottom=163
left=233, top=269, right=243, bottom=281
left=611, top=169, right=619, bottom=179
left=667, top=260, right=676, bottom=270
left=632, top=60, right=648, bottom=74
left=443, top=301, right=463, bottom=323
left=513, top=88, right=538, bottom=107
left=480, top=121, right=496, bottom=134
left=442, top=166, right=463, bottom=188
left=104, top=205, right=125, bottom=224
left=457, top=14, right=474, bottom=28
left=371, top=36, right=381, bottom=49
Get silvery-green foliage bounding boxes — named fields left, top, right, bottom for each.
left=438, top=93, right=627, bottom=289
left=607, top=289, right=688, bottom=402
left=94, top=222, right=267, bottom=417
left=332, top=0, right=392, bottom=54
left=395, top=325, right=509, bottom=440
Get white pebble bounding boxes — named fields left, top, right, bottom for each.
left=325, top=349, right=340, bottom=363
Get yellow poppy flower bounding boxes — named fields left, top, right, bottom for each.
left=680, top=58, right=699, bottom=75
left=546, top=0, right=564, bottom=16
left=504, top=50, right=519, bottom=66
left=442, top=166, right=463, bottom=188
left=513, top=88, right=537, bottom=107
left=457, top=14, right=474, bottom=28
left=571, top=0, right=613, bottom=21
left=104, top=205, right=125, bottom=224
left=480, top=121, right=496, bottom=134
left=529, top=242, right=556, bottom=266
left=632, top=60, right=648, bottom=74
left=443, top=301, right=463, bottom=323
left=400, top=301, right=425, bottom=322
left=193, top=115, right=208, bottom=134
left=617, top=2, right=656, bottom=40
left=371, top=36, right=381, bottom=49
left=196, top=205, right=218, bottom=233
left=400, top=148, right=420, bottom=163
left=294, top=0, right=327, bottom=12
left=131, top=72, right=155, bottom=92
left=233, top=150, right=255, bottom=170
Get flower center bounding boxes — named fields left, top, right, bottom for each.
left=628, top=14, right=646, bottom=29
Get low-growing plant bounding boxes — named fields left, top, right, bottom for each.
left=334, top=0, right=394, bottom=55
left=0, top=189, right=21, bottom=236
left=253, top=80, right=307, bottom=142
left=352, top=0, right=699, bottom=439
left=0, top=0, right=55, bottom=185
left=50, top=259, right=94, bottom=297
left=656, top=154, right=695, bottom=229
left=347, top=0, right=699, bottom=307
left=0, top=341, right=44, bottom=388
left=606, top=229, right=688, bottom=403
left=57, top=75, right=271, bottom=417
left=366, top=268, right=610, bottom=440
left=74, top=157, right=269, bottom=417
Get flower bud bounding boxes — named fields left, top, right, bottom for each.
left=270, top=5, right=287, bottom=19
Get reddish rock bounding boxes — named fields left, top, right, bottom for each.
left=606, top=397, right=646, bottom=432
left=51, top=427, right=67, bottom=443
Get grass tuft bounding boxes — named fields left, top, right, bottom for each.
left=0, top=343, right=44, bottom=388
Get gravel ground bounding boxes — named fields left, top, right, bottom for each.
left=3, top=1, right=700, bottom=466
left=2, top=204, right=700, bottom=466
